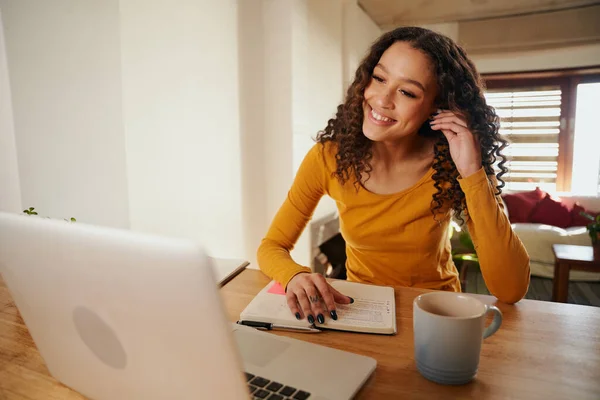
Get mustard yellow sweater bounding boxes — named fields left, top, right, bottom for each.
left=257, top=142, right=530, bottom=304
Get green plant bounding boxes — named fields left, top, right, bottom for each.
left=580, top=211, right=600, bottom=244
left=23, top=207, right=38, bottom=215
left=453, top=231, right=479, bottom=267
left=449, top=224, right=480, bottom=292
left=449, top=223, right=479, bottom=268
left=23, top=207, right=76, bottom=222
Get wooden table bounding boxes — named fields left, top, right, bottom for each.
left=552, top=244, right=600, bottom=303
left=2, top=270, right=600, bottom=399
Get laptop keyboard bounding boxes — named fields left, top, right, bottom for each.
left=246, top=372, right=311, bottom=399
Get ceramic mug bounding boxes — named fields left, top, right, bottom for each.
left=413, top=291, right=502, bottom=385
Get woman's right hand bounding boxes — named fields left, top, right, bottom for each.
left=286, top=272, right=353, bottom=325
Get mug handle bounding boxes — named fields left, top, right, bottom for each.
left=482, top=305, right=503, bottom=339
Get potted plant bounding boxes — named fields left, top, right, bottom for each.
left=23, top=207, right=76, bottom=222
left=449, top=223, right=479, bottom=292
left=580, top=211, right=600, bottom=258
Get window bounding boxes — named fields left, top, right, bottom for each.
left=484, top=86, right=561, bottom=192
left=483, top=68, right=600, bottom=194
left=571, top=82, right=600, bottom=195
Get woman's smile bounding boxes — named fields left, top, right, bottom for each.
left=367, top=104, right=397, bottom=126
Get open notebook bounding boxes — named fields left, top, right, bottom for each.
left=239, top=280, right=397, bottom=335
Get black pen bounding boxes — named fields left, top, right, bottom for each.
left=237, top=320, right=321, bottom=333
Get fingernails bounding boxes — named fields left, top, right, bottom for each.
left=317, top=314, right=325, bottom=324
left=330, top=310, right=338, bottom=320
left=295, top=312, right=301, bottom=320
left=349, top=297, right=354, bottom=304
left=307, top=315, right=315, bottom=324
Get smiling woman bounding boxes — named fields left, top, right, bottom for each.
left=363, top=43, right=436, bottom=143
left=257, top=27, right=531, bottom=326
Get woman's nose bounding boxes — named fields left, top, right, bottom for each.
left=374, top=90, right=394, bottom=110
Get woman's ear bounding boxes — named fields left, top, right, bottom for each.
left=418, top=102, right=444, bottom=138
left=425, top=108, right=441, bottom=124
left=430, top=106, right=442, bottom=117
left=418, top=111, right=443, bottom=138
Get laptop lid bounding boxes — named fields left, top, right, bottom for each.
left=0, top=212, right=249, bottom=399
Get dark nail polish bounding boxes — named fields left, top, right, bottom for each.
left=317, top=314, right=325, bottom=324
left=307, top=315, right=315, bottom=324
left=330, top=310, right=338, bottom=320
left=295, top=312, right=301, bottom=320
left=349, top=297, right=354, bottom=304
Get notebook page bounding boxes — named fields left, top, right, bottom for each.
left=239, top=279, right=396, bottom=334
left=323, top=280, right=396, bottom=334
left=238, top=281, right=311, bottom=328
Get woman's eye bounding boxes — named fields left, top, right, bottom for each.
left=400, top=90, right=416, bottom=99
left=372, top=75, right=384, bottom=83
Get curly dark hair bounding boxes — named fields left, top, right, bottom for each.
left=316, top=26, right=508, bottom=220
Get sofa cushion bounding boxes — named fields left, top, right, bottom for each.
left=553, top=195, right=600, bottom=212
left=511, top=223, right=600, bottom=281
left=502, top=188, right=546, bottom=223
left=529, top=194, right=572, bottom=228
left=570, top=203, right=600, bottom=227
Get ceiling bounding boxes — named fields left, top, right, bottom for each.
left=358, top=0, right=600, bottom=30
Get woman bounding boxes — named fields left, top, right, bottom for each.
left=257, top=27, right=530, bottom=325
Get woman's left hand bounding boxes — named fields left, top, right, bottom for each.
left=430, top=110, right=482, bottom=178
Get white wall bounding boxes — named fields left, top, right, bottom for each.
left=418, top=22, right=459, bottom=42
left=120, top=0, right=244, bottom=258
left=262, top=0, right=296, bottom=226
left=237, top=0, right=298, bottom=265
left=1, top=0, right=244, bottom=258
left=304, top=0, right=344, bottom=144
left=398, top=21, right=599, bottom=75
left=0, top=8, right=21, bottom=213
left=290, top=0, right=345, bottom=264
left=0, top=0, right=130, bottom=227
left=472, top=43, right=600, bottom=74
left=237, top=0, right=381, bottom=267
left=293, top=0, right=344, bottom=186
left=0, top=0, right=382, bottom=265
left=238, top=0, right=268, bottom=265
left=238, top=0, right=344, bottom=266
left=413, top=21, right=600, bottom=74
left=342, top=0, right=382, bottom=89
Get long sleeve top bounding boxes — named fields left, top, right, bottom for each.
left=257, top=141, right=530, bottom=304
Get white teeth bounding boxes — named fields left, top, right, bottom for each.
left=371, top=108, right=393, bottom=122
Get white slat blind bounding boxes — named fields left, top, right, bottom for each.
left=485, top=86, right=562, bottom=192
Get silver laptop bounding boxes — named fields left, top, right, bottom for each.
left=0, top=212, right=376, bottom=400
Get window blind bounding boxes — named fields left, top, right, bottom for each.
left=485, top=86, right=562, bottom=192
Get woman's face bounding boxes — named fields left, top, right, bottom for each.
left=362, top=41, right=439, bottom=143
